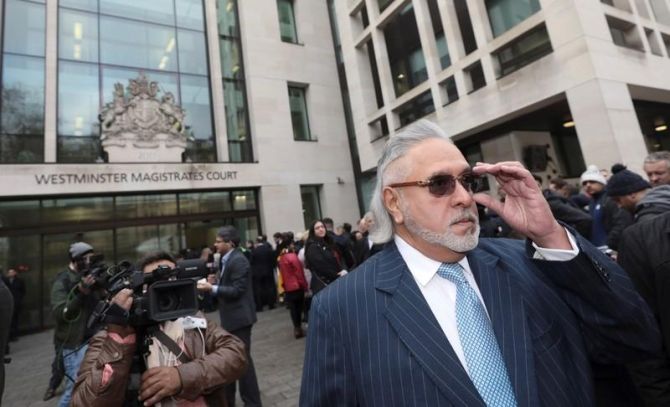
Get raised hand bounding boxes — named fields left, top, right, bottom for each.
left=472, top=161, right=570, bottom=250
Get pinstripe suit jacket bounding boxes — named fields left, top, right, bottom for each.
left=300, top=234, right=660, bottom=407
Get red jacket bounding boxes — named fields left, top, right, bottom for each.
left=278, top=252, right=308, bottom=293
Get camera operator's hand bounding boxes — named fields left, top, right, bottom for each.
left=139, top=366, right=182, bottom=406
left=207, top=274, right=217, bottom=285
left=197, top=279, right=213, bottom=293
left=111, top=288, right=133, bottom=311
left=77, top=274, right=96, bottom=295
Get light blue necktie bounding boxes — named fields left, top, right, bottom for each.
left=437, top=262, right=517, bottom=407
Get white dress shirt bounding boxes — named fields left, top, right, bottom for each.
left=394, top=231, right=579, bottom=373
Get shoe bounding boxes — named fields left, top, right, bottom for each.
left=294, top=327, right=305, bottom=339
left=43, top=388, right=56, bottom=401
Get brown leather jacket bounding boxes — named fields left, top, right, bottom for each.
left=72, top=315, right=247, bottom=407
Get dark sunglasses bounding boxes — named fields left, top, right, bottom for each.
left=388, top=172, right=483, bottom=197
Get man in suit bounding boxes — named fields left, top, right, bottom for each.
left=300, top=120, right=660, bottom=407
left=251, top=235, right=277, bottom=311
left=198, top=226, right=262, bottom=407
left=352, top=212, right=384, bottom=266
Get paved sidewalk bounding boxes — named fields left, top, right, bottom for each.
left=3, top=307, right=305, bottom=407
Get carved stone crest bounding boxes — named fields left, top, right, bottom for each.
left=99, top=73, right=190, bottom=162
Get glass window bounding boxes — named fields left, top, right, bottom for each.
left=454, top=0, right=478, bottom=54
left=465, top=61, right=486, bottom=93
left=233, top=216, right=259, bottom=244
left=224, top=80, right=252, bottom=161
left=650, top=0, right=670, bottom=25
left=60, top=0, right=98, bottom=12
left=4, top=0, right=45, bottom=57
left=58, top=61, right=101, bottom=162
left=277, top=0, right=299, bottom=43
left=100, top=0, right=176, bottom=26
left=370, top=116, right=389, bottom=141
left=427, top=0, right=450, bottom=69
left=218, top=0, right=239, bottom=37
left=102, top=67, right=179, bottom=106
left=0, top=200, right=41, bottom=228
left=442, top=76, right=459, bottom=105
left=178, top=29, right=208, bottom=75
left=181, top=74, right=215, bottom=162
left=100, top=16, right=178, bottom=72
left=115, top=194, right=177, bottom=219
left=220, top=37, right=243, bottom=80
left=494, top=25, right=552, bottom=77
left=384, top=5, right=427, bottom=97
left=359, top=172, right=377, bottom=213
left=366, top=41, right=384, bottom=109
left=288, top=86, right=312, bottom=141
left=59, top=8, right=99, bottom=63
left=300, top=185, right=322, bottom=229
left=232, top=190, right=256, bottom=210
left=179, top=191, right=232, bottom=214
left=116, top=225, right=162, bottom=261
left=395, top=90, right=435, bottom=127
left=42, top=197, right=114, bottom=223
left=176, top=0, right=205, bottom=30
left=486, top=0, right=541, bottom=37
left=0, top=235, right=41, bottom=331
left=378, top=0, right=393, bottom=13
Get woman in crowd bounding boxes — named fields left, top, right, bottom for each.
left=304, top=220, right=347, bottom=296
left=277, top=240, right=309, bottom=338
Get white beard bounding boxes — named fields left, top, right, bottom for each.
left=402, top=206, right=480, bottom=253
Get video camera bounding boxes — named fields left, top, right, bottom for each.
left=89, top=259, right=214, bottom=327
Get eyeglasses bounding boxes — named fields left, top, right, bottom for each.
left=388, top=173, right=482, bottom=197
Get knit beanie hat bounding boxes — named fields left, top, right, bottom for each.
left=580, top=164, right=607, bottom=185
left=606, top=166, right=651, bottom=197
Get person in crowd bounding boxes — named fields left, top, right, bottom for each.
left=72, top=251, right=247, bottom=406
left=197, top=226, right=262, bottom=407
left=580, top=164, right=632, bottom=250
left=296, top=231, right=313, bottom=323
left=50, top=242, right=106, bottom=407
left=251, top=235, right=277, bottom=312
left=304, top=220, right=348, bottom=295
left=608, top=165, right=670, bottom=221
left=300, top=120, right=660, bottom=406
left=277, top=240, right=308, bottom=338
left=321, top=218, right=355, bottom=269
left=352, top=213, right=384, bottom=265
left=0, top=277, right=12, bottom=404
left=643, top=151, right=670, bottom=187
left=538, top=177, right=592, bottom=238
left=3, top=268, right=25, bottom=343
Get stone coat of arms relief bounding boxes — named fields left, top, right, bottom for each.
left=99, top=73, right=190, bottom=162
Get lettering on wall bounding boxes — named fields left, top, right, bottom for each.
left=34, top=171, right=239, bottom=185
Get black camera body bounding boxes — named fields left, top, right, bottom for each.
left=90, top=259, right=212, bottom=327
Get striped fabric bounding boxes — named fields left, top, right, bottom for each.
left=299, top=234, right=661, bottom=407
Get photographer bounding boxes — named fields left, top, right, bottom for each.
left=72, top=251, right=247, bottom=407
left=50, top=242, right=105, bottom=407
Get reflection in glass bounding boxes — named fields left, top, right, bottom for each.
left=486, top=0, right=541, bottom=37
left=179, top=191, right=232, bottom=214
left=0, top=235, right=41, bottom=331
left=176, top=0, right=205, bottom=30
left=100, top=16, right=178, bottom=72
left=102, top=67, right=179, bottom=106
left=224, top=80, right=252, bottom=162
left=396, top=90, right=435, bottom=127
left=288, top=86, right=312, bottom=141
left=116, top=225, right=165, bottom=261
left=42, top=197, right=114, bottom=223
left=100, top=0, right=175, bottom=25
left=178, top=30, right=208, bottom=75
left=0, top=200, right=41, bottom=228
left=233, top=216, right=258, bottom=244
left=427, top=0, right=450, bottom=69
left=57, top=60, right=102, bottom=162
left=220, top=37, right=242, bottom=80
left=217, top=0, right=239, bottom=37
left=60, top=0, right=98, bottom=12
left=181, top=74, right=216, bottom=162
left=59, top=8, right=99, bottom=63
left=115, top=194, right=177, bottom=219
left=232, top=190, right=256, bottom=210
left=300, top=185, right=322, bottom=229
left=384, top=5, right=427, bottom=97
left=4, top=0, right=46, bottom=57
left=277, top=0, right=298, bottom=43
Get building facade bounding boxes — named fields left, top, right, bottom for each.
left=0, top=0, right=359, bottom=332
left=332, top=0, right=670, bottom=204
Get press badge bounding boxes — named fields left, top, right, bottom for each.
left=182, top=316, right=207, bottom=330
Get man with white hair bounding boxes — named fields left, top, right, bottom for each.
left=300, top=120, right=660, bottom=406
left=643, top=151, right=670, bottom=187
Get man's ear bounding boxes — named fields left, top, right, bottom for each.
left=383, top=187, right=405, bottom=225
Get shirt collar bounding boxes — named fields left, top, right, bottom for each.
left=221, top=249, right=234, bottom=265
left=394, top=234, right=470, bottom=287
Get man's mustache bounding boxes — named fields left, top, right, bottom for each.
left=449, top=211, right=479, bottom=226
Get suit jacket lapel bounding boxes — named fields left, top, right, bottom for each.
left=376, top=244, right=485, bottom=407
left=467, top=247, right=538, bottom=407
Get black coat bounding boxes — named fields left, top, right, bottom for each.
left=618, top=210, right=670, bottom=405
left=544, top=190, right=592, bottom=239
left=2, top=276, right=25, bottom=306
left=305, top=238, right=343, bottom=294
left=352, top=237, right=384, bottom=267
left=250, top=242, right=276, bottom=280
left=212, top=248, right=257, bottom=332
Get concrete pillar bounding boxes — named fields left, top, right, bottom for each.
left=567, top=78, right=648, bottom=173
left=44, top=0, right=57, bottom=162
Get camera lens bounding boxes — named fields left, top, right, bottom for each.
left=157, top=292, right=179, bottom=312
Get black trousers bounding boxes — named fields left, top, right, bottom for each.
left=48, top=344, right=65, bottom=390
left=226, top=325, right=262, bottom=407
left=9, top=303, right=20, bottom=339
left=284, top=290, right=305, bottom=328
left=0, top=280, right=13, bottom=402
